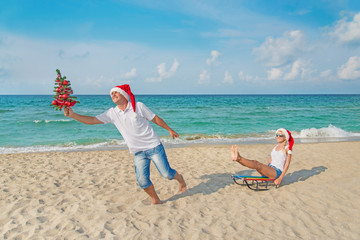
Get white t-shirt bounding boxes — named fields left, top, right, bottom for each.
left=270, top=145, right=288, bottom=171
left=96, top=102, right=161, bottom=154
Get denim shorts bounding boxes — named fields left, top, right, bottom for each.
left=134, top=143, right=176, bottom=189
left=268, top=164, right=282, bottom=179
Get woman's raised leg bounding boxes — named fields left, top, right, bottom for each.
left=231, top=145, right=277, bottom=179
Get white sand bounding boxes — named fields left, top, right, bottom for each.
left=1, top=142, right=359, bottom=239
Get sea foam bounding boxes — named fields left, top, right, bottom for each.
left=33, top=119, right=73, bottom=124
left=1, top=125, right=359, bottom=154
left=295, top=124, right=360, bottom=138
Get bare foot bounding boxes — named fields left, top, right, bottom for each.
left=152, top=199, right=163, bottom=205
left=231, top=145, right=241, bottom=162
left=144, top=184, right=163, bottom=205
left=174, top=172, right=187, bottom=193
left=178, top=174, right=187, bottom=193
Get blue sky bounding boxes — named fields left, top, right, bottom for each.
left=1, top=0, right=360, bottom=94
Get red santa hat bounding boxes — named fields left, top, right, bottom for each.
left=276, top=128, right=294, bottom=154
left=110, top=84, right=136, bottom=112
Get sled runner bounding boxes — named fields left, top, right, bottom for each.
left=232, top=175, right=278, bottom=191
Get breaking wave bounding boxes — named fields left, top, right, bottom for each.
left=1, top=125, right=359, bottom=154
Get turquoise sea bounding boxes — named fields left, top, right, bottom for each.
left=1, top=94, right=360, bottom=154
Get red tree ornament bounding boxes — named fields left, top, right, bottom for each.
left=50, top=69, right=80, bottom=111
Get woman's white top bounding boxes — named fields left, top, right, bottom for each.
left=270, top=145, right=288, bottom=171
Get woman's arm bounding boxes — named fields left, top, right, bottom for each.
left=64, top=107, right=103, bottom=125
left=274, top=153, right=292, bottom=186
left=151, top=115, right=179, bottom=139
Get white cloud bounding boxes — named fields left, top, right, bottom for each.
left=206, top=50, right=221, bottom=66
left=338, top=56, right=360, bottom=80
left=123, top=68, right=137, bottom=79
left=146, top=59, right=179, bottom=82
left=238, top=71, right=259, bottom=82
left=329, top=12, right=360, bottom=46
left=223, top=71, right=234, bottom=84
left=266, top=59, right=312, bottom=81
left=238, top=71, right=246, bottom=81
left=320, top=69, right=337, bottom=81
left=85, top=75, right=108, bottom=88
left=320, top=69, right=332, bottom=78
left=284, top=60, right=301, bottom=80
left=253, top=30, right=307, bottom=67
left=0, top=32, right=174, bottom=94
left=198, top=69, right=210, bottom=85
left=267, top=68, right=283, bottom=80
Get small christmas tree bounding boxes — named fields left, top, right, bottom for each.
left=50, top=69, right=79, bottom=111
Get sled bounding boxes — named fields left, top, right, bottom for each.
left=232, top=175, right=278, bottom=191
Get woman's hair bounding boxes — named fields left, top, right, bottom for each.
left=277, top=130, right=288, bottom=154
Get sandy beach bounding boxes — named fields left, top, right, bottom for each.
left=1, top=142, right=360, bottom=239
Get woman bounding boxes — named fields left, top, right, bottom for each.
left=231, top=128, right=294, bottom=186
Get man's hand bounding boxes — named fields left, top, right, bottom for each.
left=169, top=129, right=179, bottom=139
left=64, top=107, right=73, bottom=117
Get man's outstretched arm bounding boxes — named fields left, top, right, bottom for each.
left=151, top=115, right=179, bottom=139
left=64, top=107, right=103, bottom=125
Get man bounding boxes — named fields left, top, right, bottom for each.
left=64, top=84, right=186, bottom=204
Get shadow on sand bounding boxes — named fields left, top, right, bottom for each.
left=164, top=172, right=235, bottom=203
left=165, top=166, right=327, bottom=202
left=280, top=166, right=327, bottom=186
